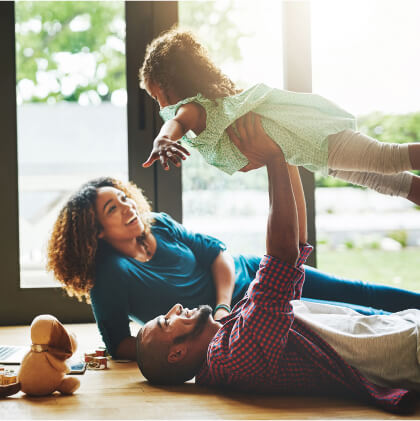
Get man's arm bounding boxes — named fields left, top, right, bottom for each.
left=287, top=164, right=307, bottom=245
left=202, top=115, right=310, bottom=382
left=202, top=156, right=305, bottom=381
left=227, top=113, right=300, bottom=264
left=266, top=155, right=299, bottom=265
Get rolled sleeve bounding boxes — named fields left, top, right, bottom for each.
left=187, top=233, right=226, bottom=268
left=296, top=243, right=313, bottom=267
left=250, top=243, right=313, bottom=306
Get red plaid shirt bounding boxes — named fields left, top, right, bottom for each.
left=196, top=244, right=414, bottom=413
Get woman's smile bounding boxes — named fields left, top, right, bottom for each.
left=125, top=214, right=138, bottom=226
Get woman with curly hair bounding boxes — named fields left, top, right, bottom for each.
left=140, top=28, right=420, bottom=206
left=47, top=118, right=420, bottom=361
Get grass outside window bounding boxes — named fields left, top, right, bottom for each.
left=318, top=248, right=420, bottom=292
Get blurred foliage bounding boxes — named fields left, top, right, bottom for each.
left=387, top=230, right=408, bottom=248
left=15, top=1, right=246, bottom=105
left=315, top=173, right=354, bottom=188
left=359, top=112, right=420, bottom=144
left=15, top=1, right=125, bottom=103
left=179, top=0, right=246, bottom=67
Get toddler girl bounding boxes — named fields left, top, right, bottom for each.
left=140, top=28, right=420, bottom=205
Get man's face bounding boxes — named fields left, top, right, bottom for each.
left=141, top=304, right=213, bottom=351
left=137, top=304, right=217, bottom=384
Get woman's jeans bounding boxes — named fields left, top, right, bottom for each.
left=302, top=265, right=420, bottom=316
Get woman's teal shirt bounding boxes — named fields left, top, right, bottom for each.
left=90, top=212, right=259, bottom=356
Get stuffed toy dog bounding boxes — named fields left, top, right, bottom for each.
left=0, top=314, right=80, bottom=397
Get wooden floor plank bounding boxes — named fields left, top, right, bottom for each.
left=1, top=323, right=418, bottom=419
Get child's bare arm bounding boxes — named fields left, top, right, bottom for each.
left=143, top=102, right=205, bottom=170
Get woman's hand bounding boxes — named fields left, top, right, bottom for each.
left=213, top=307, right=230, bottom=321
left=142, top=135, right=190, bottom=171
left=226, top=113, right=284, bottom=172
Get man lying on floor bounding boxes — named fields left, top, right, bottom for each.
left=136, top=118, right=418, bottom=414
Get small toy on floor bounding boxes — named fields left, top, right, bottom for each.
left=0, top=314, right=81, bottom=398
left=0, top=367, right=19, bottom=397
left=84, top=347, right=109, bottom=370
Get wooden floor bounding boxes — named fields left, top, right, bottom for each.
left=1, top=323, right=419, bottom=420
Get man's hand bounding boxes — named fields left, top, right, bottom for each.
left=142, top=136, right=190, bottom=171
left=226, top=112, right=284, bottom=172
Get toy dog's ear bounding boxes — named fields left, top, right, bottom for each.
left=68, top=332, right=78, bottom=354
left=0, top=382, right=21, bottom=398
left=48, top=319, right=74, bottom=360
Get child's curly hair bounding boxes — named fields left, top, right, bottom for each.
left=139, top=28, right=240, bottom=100
left=47, top=177, right=153, bottom=303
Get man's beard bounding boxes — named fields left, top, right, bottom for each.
left=173, top=305, right=212, bottom=344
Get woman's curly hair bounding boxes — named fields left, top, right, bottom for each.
left=47, top=177, right=153, bottom=303
left=139, top=27, right=240, bottom=100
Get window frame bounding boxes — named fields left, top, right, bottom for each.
left=0, top=1, right=314, bottom=325
left=125, top=1, right=182, bottom=222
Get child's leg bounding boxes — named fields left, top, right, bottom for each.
left=329, top=167, right=410, bottom=194
left=329, top=169, right=420, bottom=205
left=328, top=129, right=416, bottom=173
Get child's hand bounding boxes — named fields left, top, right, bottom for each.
left=142, top=136, right=190, bottom=171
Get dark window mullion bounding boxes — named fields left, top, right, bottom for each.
left=0, top=1, right=19, bottom=303
left=126, top=1, right=157, bottom=207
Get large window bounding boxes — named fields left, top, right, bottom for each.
left=15, top=2, right=128, bottom=288
left=1, top=1, right=177, bottom=324
left=311, top=0, right=420, bottom=290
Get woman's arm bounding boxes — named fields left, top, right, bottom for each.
left=115, top=336, right=137, bottom=360
left=211, top=250, right=236, bottom=320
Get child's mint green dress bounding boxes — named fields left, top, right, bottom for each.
left=159, top=83, right=356, bottom=175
